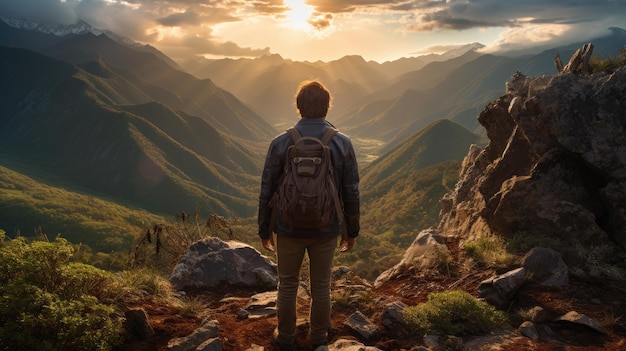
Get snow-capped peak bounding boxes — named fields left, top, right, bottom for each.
left=0, top=17, right=104, bottom=37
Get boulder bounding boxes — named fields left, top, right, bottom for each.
left=374, top=229, right=449, bottom=286
left=169, top=237, right=277, bottom=291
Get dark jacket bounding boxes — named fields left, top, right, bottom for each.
left=258, top=118, right=360, bottom=240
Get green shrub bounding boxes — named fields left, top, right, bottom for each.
left=403, top=290, right=509, bottom=336
left=0, top=236, right=124, bottom=350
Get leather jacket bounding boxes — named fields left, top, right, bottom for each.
left=258, top=118, right=360, bottom=240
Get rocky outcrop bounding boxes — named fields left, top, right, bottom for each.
left=169, top=237, right=278, bottom=291
left=436, top=50, right=626, bottom=277
left=376, top=42, right=625, bottom=290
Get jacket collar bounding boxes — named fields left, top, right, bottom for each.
left=296, top=118, right=331, bottom=126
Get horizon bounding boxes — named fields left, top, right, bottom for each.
left=0, top=1, right=625, bottom=64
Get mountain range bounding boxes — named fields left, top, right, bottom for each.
left=1, top=18, right=625, bottom=255
left=184, top=28, right=626, bottom=148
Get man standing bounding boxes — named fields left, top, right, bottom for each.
left=258, top=80, right=360, bottom=351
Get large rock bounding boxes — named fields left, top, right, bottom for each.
left=169, top=237, right=277, bottom=291
left=374, top=229, right=449, bottom=287
left=434, top=48, right=626, bottom=278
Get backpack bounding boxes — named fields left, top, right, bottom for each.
left=270, top=127, right=344, bottom=229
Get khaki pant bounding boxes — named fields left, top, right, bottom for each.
left=275, top=235, right=337, bottom=346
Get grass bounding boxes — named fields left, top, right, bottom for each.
left=463, top=234, right=518, bottom=269
left=589, top=45, right=626, bottom=73
left=403, top=290, right=510, bottom=336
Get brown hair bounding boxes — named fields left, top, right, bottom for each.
left=295, top=80, right=332, bottom=118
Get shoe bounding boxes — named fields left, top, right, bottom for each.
left=312, top=344, right=328, bottom=351
left=272, top=327, right=294, bottom=351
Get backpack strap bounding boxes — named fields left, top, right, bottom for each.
left=321, top=127, right=338, bottom=145
left=287, top=127, right=301, bottom=144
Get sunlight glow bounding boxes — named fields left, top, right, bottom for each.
left=284, top=0, right=314, bottom=30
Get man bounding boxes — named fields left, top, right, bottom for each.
left=258, top=80, right=360, bottom=351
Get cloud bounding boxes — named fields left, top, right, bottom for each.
left=0, top=0, right=78, bottom=24
left=0, top=0, right=276, bottom=60
left=175, top=32, right=272, bottom=57
left=402, top=0, right=626, bottom=32
left=250, top=0, right=289, bottom=15
left=308, top=13, right=333, bottom=31
left=0, top=0, right=624, bottom=62
left=415, top=43, right=483, bottom=55
left=156, top=11, right=203, bottom=27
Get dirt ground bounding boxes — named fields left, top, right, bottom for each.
left=118, top=238, right=626, bottom=351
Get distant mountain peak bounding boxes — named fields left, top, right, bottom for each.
left=442, top=42, right=485, bottom=57
left=0, top=17, right=103, bottom=37
left=0, top=16, right=148, bottom=51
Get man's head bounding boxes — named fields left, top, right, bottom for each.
left=295, top=80, right=332, bottom=118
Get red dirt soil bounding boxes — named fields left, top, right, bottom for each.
left=118, top=238, right=626, bottom=351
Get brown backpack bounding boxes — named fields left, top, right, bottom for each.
left=270, top=127, right=343, bottom=229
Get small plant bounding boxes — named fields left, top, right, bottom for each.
left=463, top=234, right=517, bottom=268
left=403, top=290, right=509, bottom=336
left=412, top=244, right=454, bottom=274
left=118, top=268, right=175, bottom=302
left=129, top=206, right=235, bottom=271
left=589, top=45, right=626, bottom=73
left=331, top=289, right=354, bottom=311
left=177, top=295, right=207, bottom=318
left=507, top=231, right=564, bottom=254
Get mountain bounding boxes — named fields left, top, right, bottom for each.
left=0, top=17, right=181, bottom=69
left=182, top=46, right=483, bottom=125
left=183, top=55, right=386, bottom=124
left=360, top=119, right=479, bottom=247
left=335, top=28, right=626, bottom=147
left=362, top=119, right=479, bottom=197
left=0, top=19, right=276, bottom=143
left=180, top=27, right=624, bottom=150
left=0, top=46, right=260, bottom=218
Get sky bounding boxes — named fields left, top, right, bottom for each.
left=0, top=0, right=625, bottom=63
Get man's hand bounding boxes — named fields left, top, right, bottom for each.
left=262, top=237, right=275, bottom=252
left=339, top=237, right=355, bottom=252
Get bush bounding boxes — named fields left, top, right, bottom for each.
left=403, top=290, right=509, bottom=336
left=589, top=45, right=626, bottom=73
left=464, top=234, right=517, bottom=269
left=0, top=234, right=124, bottom=350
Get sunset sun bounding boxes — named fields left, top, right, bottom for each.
left=284, top=0, right=314, bottom=30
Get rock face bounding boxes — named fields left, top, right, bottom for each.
left=438, top=65, right=626, bottom=263
left=378, top=47, right=626, bottom=283
left=169, top=237, right=278, bottom=291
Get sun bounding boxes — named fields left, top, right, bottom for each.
left=284, top=0, right=314, bottom=30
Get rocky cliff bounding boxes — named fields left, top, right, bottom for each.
left=380, top=44, right=626, bottom=285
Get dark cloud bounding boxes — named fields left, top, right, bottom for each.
left=157, top=11, right=202, bottom=26
left=404, top=0, right=626, bottom=32
left=308, top=0, right=409, bottom=13
left=0, top=0, right=273, bottom=60
left=308, top=13, right=333, bottom=31
left=177, top=34, right=272, bottom=57
left=0, top=0, right=78, bottom=25
left=250, top=0, right=289, bottom=15
left=156, top=8, right=238, bottom=27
